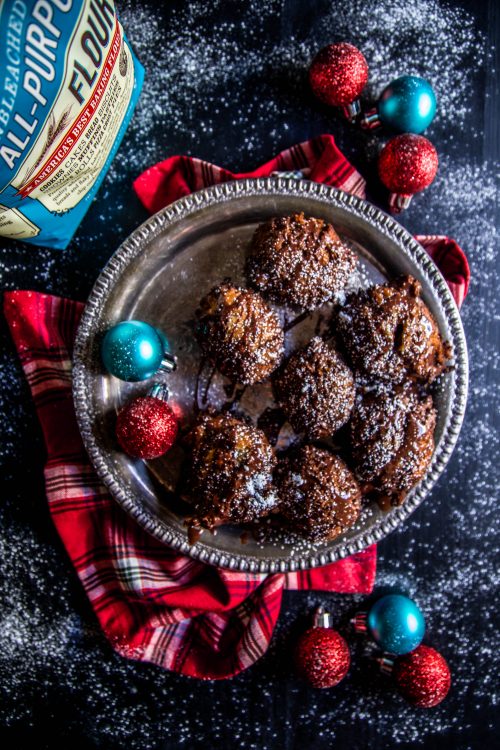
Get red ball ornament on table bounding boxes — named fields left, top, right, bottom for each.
left=378, top=133, right=438, bottom=213
left=295, top=607, right=350, bottom=688
left=309, top=42, right=369, bottom=121
left=116, top=384, right=178, bottom=459
left=391, top=645, right=451, bottom=708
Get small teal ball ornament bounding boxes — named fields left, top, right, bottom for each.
left=367, top=594, right=425, bottom=655
left=378, top=75, right=437, bottom=134
left=101, top=321, right=165, bottom=381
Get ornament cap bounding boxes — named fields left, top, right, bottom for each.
left=312, top=606, right=334, bottom=629
left=389, top=193, right=413, bottom=213
left=351, top=611, right=368, bottom=633
left=360, top=108, right=381, bottom=130
left=159, top=352, right=176, bottom=373
left=342, top=99, right=362, bottom=122
left=377, top=654, right=395, bottom=676
left=149, top=382, right=170, bottom=402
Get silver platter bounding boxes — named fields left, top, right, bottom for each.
left=72, top=179, right=468, bottom=573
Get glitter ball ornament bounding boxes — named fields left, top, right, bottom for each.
left=309, top=42, right=368, bottom=121
left=352, top=594, right=425, bottom=655
left=386, top=645, right=451, bottom=708
left=378, top=134, right=438, bottom=213
left=116, top=384, right=178, bottom=459
left=362, top=75, right=437, bottom=134
left=101, top=320, right=176, bottom=381
left=295, top=607, right=350, bottom=688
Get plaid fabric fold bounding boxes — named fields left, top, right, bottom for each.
left=4, top=288, right=376, bottom=680
left=5, top=134, right=468, bottom=680
left=133, top=134, right=367, bottom=215
left=133, top=134, right=470, bottom=301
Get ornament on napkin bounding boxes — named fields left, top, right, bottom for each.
left=378, top=134, right=438, bottom=213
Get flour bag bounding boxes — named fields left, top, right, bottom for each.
left=0, top=0, right=143, bottom=249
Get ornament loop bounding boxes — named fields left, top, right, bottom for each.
left=351, top=611, right=368, bottom=633
left=360, top=108, right=380, bottom=130
left=159, top=352, right=176, bottom=373
left=377, top=655, right=395, bottom=676
left=149, top=382, right=170, bottom=402
left=342, top=100, right=362, bottom=122
left=312, top=606, right=334, bottom=629
left=389, top=193, right=413, bottom=213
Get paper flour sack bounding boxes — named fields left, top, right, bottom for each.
left=0, top=0, right=143, bottom=249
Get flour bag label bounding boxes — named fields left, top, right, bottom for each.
left=0, top=0, right=143, bottom=249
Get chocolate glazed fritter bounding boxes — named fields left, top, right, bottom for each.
left=246, top=212, right=358, bottom=311
left=272, top=336, right=355, bottom=439
left=185, top=411, right=278, bottom=530
left=277, top=445, right=362, bottom=542
left=195, top=282, right=284, bottom=386
left=350, top=384, right=437, bottom=506
left=335, top=275, right=451, bottom=384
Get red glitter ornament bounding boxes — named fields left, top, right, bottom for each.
left=378, top=134, right=438, bottom=213
left=309, top=42, right=368, bottom=120
left=295, top=621, right=350, bottom=689
left=116, top=386, right=178, bottom=459
left=393, top=645, right=451, bottom=708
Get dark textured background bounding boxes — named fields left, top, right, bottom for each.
left=1, top=1, right=498, bottom=748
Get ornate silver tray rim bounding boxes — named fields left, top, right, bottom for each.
left=72, top=178, right=468, bottom=574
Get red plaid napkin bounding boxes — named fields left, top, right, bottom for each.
left=133, top=135, right=469, bottom=306
left=5, top=135, right=469, bottom=681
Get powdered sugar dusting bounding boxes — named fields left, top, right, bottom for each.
left=113, top=0, right=489, bottom=180
left=0, top=0, right=497, bottom=746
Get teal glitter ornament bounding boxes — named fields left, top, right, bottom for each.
left=352, top=594, right=425, bottom=655
left=101, top=320, right=176, bottom=381
left=362, top=75, right=437, bottom=134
